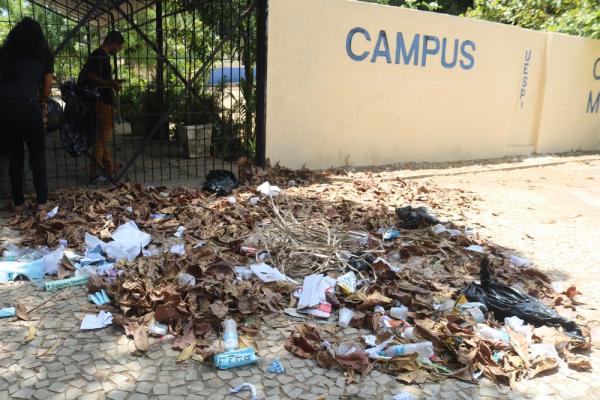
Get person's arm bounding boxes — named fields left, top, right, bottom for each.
left=41, top=73, right=53, bottom=99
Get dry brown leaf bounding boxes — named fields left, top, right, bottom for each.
left=529, top=357, right=558, bottom=378
left=176, top=341, right=196, bottom=362
left=132, top=323, right=149, bottom=352
left=24, top=324, right=36, bottom=342
left=16, top=302, right=30, bottom=321
left=567, top=357, right=592, bottom=371
left=209, top=301, right=228, bottom=319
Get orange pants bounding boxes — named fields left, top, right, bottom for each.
left=91, top=102, right=114, bottom=178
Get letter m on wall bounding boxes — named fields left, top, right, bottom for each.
left=587, top=91, right=600, bottom=113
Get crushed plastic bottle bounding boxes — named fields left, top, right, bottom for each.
left=223, top=319, right=239, bottom=352
left=379, top=341, right=434, bottom=359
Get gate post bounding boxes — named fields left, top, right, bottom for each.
left=255, top=0, right=268, bottom=167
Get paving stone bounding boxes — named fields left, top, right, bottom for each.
left=346, top=385, right=360, bottom=395
left=374, top=374, right=391, bottom=385
left=32, top=388, right=54, bottom=400
left=135, top=382, right=153, bottom=394
left=129, top=395, right=149, bottom=400
left=277, top=375, right=294, bottom=385
left=49, top=382, right=68, bottom=393
left=86, top=381, right=103, bottom=393
left=79, top=394, right=103, bottom=400
left=12, top=387, right=35, bottom=399
left=65, top=388, right=82, bottom=400
left=153, top=384, right=169, bottom=395
left=217, top=370, right=234, bottom=380
left=106, top=390, right=128, bottom=400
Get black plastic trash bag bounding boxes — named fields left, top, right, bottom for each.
left=395, top=205, right=439, bottom=229
left=202, top=170, right=239, bottom=196
left=59, top=80, right=99, bottom=157
left=463, top=258, right=583, bottom=338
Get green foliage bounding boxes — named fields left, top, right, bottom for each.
left=466, top=0, right=600, bottom=39
left=360, top=0, right=599, bottom=38
left=360, top=0, right=474, bottom=15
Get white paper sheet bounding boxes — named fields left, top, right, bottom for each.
left=80, top=311, right=113, bottom=330
left=257, top=181, right=281, bottom=197
left=249, top=263, right=298, bottom=284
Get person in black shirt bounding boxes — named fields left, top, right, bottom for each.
left=79, top=31, right=124, bottom=183
left=0, top=17, right=54, bottom=213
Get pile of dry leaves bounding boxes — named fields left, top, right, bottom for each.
left=3, top=168, right=592, bottom=386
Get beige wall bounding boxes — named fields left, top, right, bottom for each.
left=536, top=33, right=600, bottom=153
left=266, top=0, right=600, bottom=169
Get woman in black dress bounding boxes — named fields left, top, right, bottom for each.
left=0, top=17, right=54, bottom=213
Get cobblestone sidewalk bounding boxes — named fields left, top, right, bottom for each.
left=1, top=280, right=599, bottom=400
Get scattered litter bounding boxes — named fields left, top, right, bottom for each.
left=379, top=342, right=434, bottom=359
left=227, top=196, right=236, bottom=204
left=474, top=323, right=510, bottom=344
left=230, top=383, right=258, bottom=400
left=80, top=311, right=113, bottom=330
left=43, top=245, right=65, bottom=276
left=214, top=347, right=258, bottom=369
left=257, top=181, right=281, bottom=197
left=0, top=259, right=44, bottom=285
left=390, top=306, right=408, bottom=320
left=336, top=271, right=357, bottom=294
left=174, top=226, right=186, bottom=238
left=382, top=228, right=400, bottom=241
left=464, top=258, right=582, bottom=338
left=551, top=281, right=565, bottom=293
left=178, top=273, right=195, bottom=286
left=45, top=275, right=89, bottom=292
left=430, top=223, right=446, bottom=235
left=44, top=206, right=59, bottom=220
left=363, top=335, right=377, bottom=346
left=88, top=289, right=111, bottom=305
left=267, top=357, right=285, bottom=374
left=396, top=205, right=439, bottom=228
left=465, top=244, right=485, bottom=254
left=456, top=302, right=487, bottom=323
left=0, top=307, right=16, bottom=318
left=203, top=170, right=239, bottom=196
left=170, top=243, right=185, bottom=255
left=297, top=274, right=336, bottom=318
left=3, top=173, right=592, bottom=387
left=148, top=322, right=168, bottom=336
left=249, top=263, right=297, bottom=284
left=509, top=255, right=531, bottom=267
left=393, top=392, right=416, bottom=400
left=338, top=308, right=353, bottom=328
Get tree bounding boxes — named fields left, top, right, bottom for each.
left=466, top=0, right=600, bottom=39
left=360, top=0, right=600, bottom=39
left=360, top=0, right=474, bottom=15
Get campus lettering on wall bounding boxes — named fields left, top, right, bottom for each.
left=587, top=57, right=600, bottom=113
left=346, top=28, right=476, bottom=70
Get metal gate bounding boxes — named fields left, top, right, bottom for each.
left=0, top=0, right=266, bottom=197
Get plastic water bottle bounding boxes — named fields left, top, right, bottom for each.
left=379, top=341, right=434, bottom=359
left=222, top=319, right=239, bottom=351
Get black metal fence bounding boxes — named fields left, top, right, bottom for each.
left=0, top=0, right=266, bottom=198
